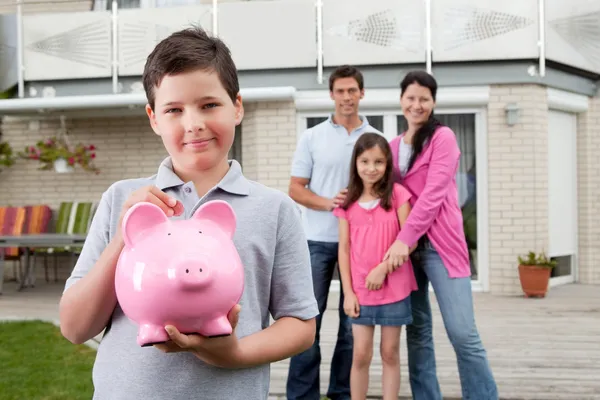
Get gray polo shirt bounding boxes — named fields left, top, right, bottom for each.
left=64, top=158, right=319, bottom=400
left=290, top=115, right=383, bottom=242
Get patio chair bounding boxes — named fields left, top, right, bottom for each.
left=36, top=201, right=93, bottom=283
left=34, top=201, right=73, bottom=282
left=0, top=206, right=26, bottom=281
left=18, top=205, right=53, bottom=286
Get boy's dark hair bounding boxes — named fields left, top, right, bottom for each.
left=342, top=132, right=395, bottom=212
left=142, top=26, right=239, bottom=110
left=328, top=65, right=364, bottom=92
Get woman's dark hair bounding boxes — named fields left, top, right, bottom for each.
left=342, top=133, right=394, bottom=211
left=400, top=70, right=443, bottom=172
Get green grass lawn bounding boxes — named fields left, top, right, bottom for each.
left=0, top=320, right=96, bottom=400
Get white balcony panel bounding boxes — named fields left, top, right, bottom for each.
left=117, top=5, right=213, bottom=76
left=322, top=0, right=426, bottom=67
left=431, top=0, right=539, bottom=62
left=217, top=0, right=316, bottom=70
left=545, top=0, right=600, bottom=75
left=0, top=14, right=17, bottom=92
left=23, top=11, right=112, bottom=81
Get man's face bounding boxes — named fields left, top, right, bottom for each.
left=145, top=68, right=243, bottom=173
left=330, top=77, right=364, bottom=118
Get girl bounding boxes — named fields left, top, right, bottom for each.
left=333, top=132, right=418, bottom=400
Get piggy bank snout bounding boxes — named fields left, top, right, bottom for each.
left=174, top=258, right=213, bottom=290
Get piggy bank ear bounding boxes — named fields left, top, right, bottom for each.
left=192, top=200, right=236, bottom=239
left=121, top=202, right=169, bottom=248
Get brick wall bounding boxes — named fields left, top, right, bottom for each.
left=241, top=100, right=297, bottom=193
left=577, top=91, right=600, bottom=285
left=0, top=115, right=166, bottom=208
left=0, top=114, right=166, bottom=281
left=0, top=100, right=297, bottom=282
left=487, top=85, right=549, bottom=295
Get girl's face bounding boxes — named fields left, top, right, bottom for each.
left=356, top=145, right=387, bottom=187
left=400, top=82, right=435, bottom=127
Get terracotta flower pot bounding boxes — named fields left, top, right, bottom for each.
left=518, top=264, right=551, bottom=298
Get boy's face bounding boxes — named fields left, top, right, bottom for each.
left=146, top=68, right=243, bottom=174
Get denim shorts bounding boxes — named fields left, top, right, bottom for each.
left=351, top=296, right=413, bottom=327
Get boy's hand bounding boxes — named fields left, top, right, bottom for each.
left=121, top=185, right=184, bottom=219
left=366, top=263, right=387, bottom=291
left=117, top=186, right=184, bottom=239
left=154, top=304, right=243, bottom=369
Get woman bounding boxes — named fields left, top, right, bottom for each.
left=335, top=70, right=498, bottom=400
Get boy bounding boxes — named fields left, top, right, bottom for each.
left=59, top=26, right=318, bottom=400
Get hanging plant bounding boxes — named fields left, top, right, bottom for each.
left=0, top=141, right=16, bottom=172
left=19, top=136, right=100, bottom=174
left=18, top=116, right=100, bottom=174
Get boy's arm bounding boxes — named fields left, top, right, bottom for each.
left=59, top=192, right=121, bottom=345
left=236, top=197, right=318, bottom=367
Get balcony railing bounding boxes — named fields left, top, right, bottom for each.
left=0, top=0, right=599, bottom=96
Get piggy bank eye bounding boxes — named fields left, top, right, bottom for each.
left=198, top=230, right=202, bottom=234
left=167, top=233, right=171, bottom=236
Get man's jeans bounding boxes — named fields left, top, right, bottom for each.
left=286, top=240, right=353, bottom=400
left=407, top=240, right=499, bottom=400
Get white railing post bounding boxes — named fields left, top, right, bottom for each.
left=538, top=0, right=546, bottom=77
left=16, top=0, right=24, bottom=98
left=425, top=0, right=432, bottom=74
left=212, top=0, right=218, bottom=36
left=316, top=0, right=323, bottom=84
left=111, top=0, right=119, bottom=94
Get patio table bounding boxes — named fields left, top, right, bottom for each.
left=0, top=234, right=87, bottom=294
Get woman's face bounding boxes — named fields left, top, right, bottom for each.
left=400, top=82, right=435, bottom=128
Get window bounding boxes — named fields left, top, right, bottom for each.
left=397, top=113, right=478, bottom=279
left=305, top=115, right=384, bottom=131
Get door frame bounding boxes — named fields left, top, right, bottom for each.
left=546, top=87, right=588, bottom=287
left=547, top=108, right=579, bottom=287
left=295, top=106, right=490, bottom=292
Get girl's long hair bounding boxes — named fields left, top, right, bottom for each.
left=341, top=132, right=394, bottom=211
left=400, top=70, right=443, bottom=172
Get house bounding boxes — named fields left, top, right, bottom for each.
left=0, top=0, right=598, bottom=295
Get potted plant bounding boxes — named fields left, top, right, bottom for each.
left=517, top=251, right=557, bottom=298
left=0, top=141, right=16, bottom=172
left=19, top=136, right=99, bottom=174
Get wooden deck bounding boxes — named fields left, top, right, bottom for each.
left=1, top=281, right=599, bottom=400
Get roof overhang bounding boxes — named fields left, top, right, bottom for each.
left=0, top=86, right=297, bottom=117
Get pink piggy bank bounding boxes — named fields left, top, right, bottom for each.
left=114, top=199, right=244, bottom=347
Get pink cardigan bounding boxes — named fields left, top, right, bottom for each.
left=390, top=126, right=471, bottom=278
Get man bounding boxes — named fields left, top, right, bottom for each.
left=286, top=65, right=383, bottom=400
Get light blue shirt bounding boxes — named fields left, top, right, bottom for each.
left=290, top=115, right=383, bottom=242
